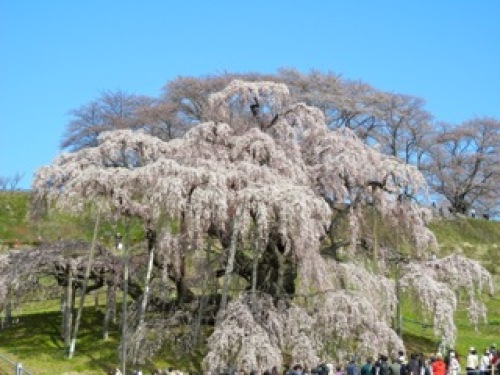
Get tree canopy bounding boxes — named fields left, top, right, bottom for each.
left=59, top=71, right=500, bottom=215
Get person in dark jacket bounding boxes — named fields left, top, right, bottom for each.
left=407, top=353, right=420, bottom=375
left=360, top=358, right=372, bottom=375
left=291, top=364, right=304, bottom=375
left=379, top=356, right=390, bottom=375
left=372, top=354, right=383, bottom=375
left=346, top=360, right=358, bottom=375
left=389, top=357, right=402, bottom=375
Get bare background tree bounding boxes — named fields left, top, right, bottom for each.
left=423, top=118, right=500, bottom=215
left=0, top=172, right=25, bottom=191
left=60, top=90, right=155, bottom=151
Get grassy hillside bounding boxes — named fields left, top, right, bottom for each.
left=0, top=191, right=144, bottom=251
left=429, top=217, right=500, bottom=277
left=405, top=217, right=500, bottom=359
left=0, top=191, right=499, bottom=373
left=0, top=191, right=31, bottom=243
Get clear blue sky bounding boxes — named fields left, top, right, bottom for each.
left=1, top=1, right=499, bottom=189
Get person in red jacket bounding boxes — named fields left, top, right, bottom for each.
left=432, top=353, right=447, bottom=375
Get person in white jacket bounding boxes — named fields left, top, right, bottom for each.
left=467, top=348, right=479, bottom=375
left=448, top=352, right=460, bottom=375
left=479, top=349, right=490, bottom=375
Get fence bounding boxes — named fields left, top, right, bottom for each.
left=0, top=354, right=34, bottom=375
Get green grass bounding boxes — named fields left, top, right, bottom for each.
left=2, top=293, right=498, bottom=374
left=429, top=217, right=500, bottom=277
left=429, top=217, right=500, bottom=247
left=0, top=297, right=204, bottom=374
left=0, top=191, right=31, bottom=242
left=0, top=285, right=203, bottom=374
left=401, top=217, right=500, bottom=362
left=1, top=307, right=121, bottom=375
left=0, top=191, right=146, bottom=252
left=1, top=192, right=500, bottom=373
left=401, top=295, right=500, bottom=367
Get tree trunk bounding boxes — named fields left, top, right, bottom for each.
left=395, top=262, right=402, bottom=337
left=60, top=294, right=68, bottom=340
left=251, top=228, right=260, bottom=311
left=176, top=216, right=191, bottom=305
left=69, top=209, right=101, bottom=358
left=60, top=292, right=66, bottom=339
left=120, top=218, right=131, bottom=375
left=3, top=295, right=12, bottom=329
left=139, top=248, right=154, bottom=324
left=220, top=208, right=242, bottom=312
left=273, top=242, right=286, bottom=297
left=5, top=297, right=12, bottom=327
left=111, top=274, right=118, bottom=324
left=193, top=236, right=213, bottom=345
left=227, top=234, right=296, bottom=301
left=103, top=284, right=114, bottom=340
left=94, top=291, right=99, bottom=310
left=372, top=187, right=378, bottom=261
left=452, top=195, right=468, bottom=215
left=131, top=226, right=157, bottom=364
left=64, top=264, right=74, bottom=349
left=137, top=227, right=156, bottom=327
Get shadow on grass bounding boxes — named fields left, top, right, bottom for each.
left=0, top=307, right=121, bottom=374
left=402, top=331, right=438, bottom=355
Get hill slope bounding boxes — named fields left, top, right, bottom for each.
left=0, top=191, right=498, bottom=373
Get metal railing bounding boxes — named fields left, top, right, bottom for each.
left=0, top=354, right=34, bottom=375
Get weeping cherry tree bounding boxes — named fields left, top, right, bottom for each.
left=31, top=80, right=493, bottom=372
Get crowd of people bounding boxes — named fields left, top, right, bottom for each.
left=108, top=344, right=499, bottom=375
left=277, top=345, right=499, bottom=375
